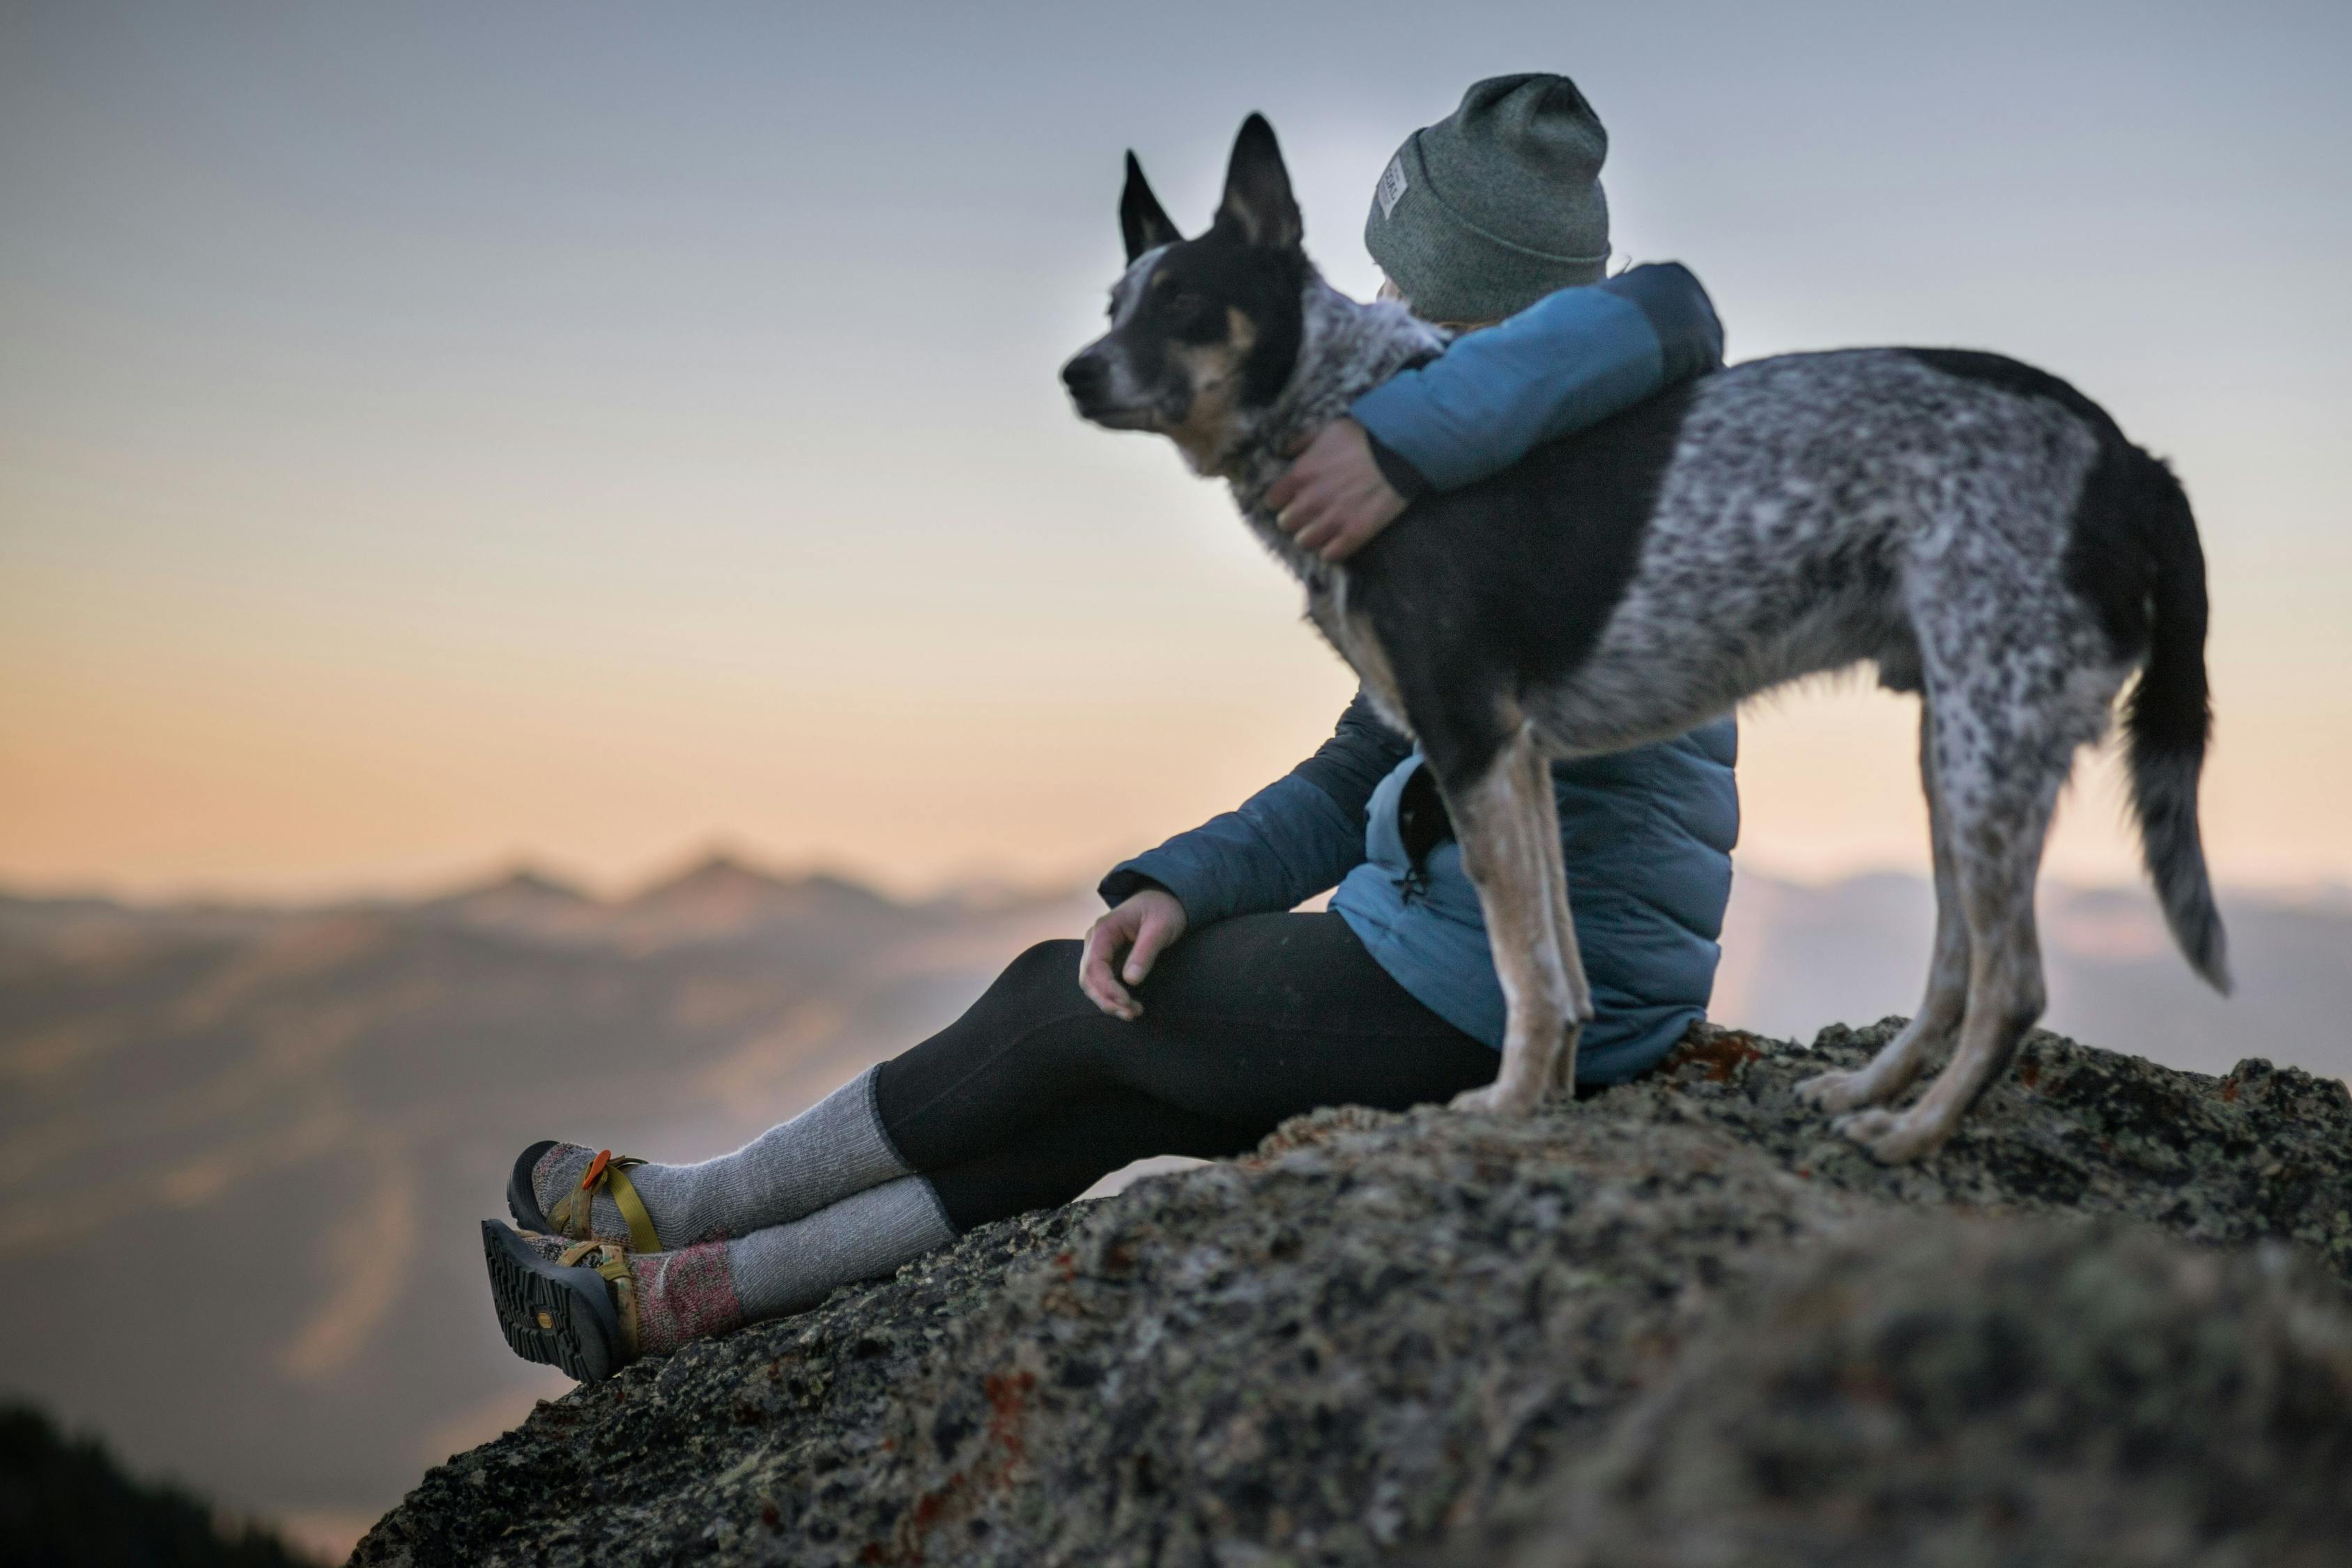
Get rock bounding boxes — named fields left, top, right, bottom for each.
left=1435, top=1219, right=2352, bottom=1568
left=353, top=1023, right=2352, bottom=1567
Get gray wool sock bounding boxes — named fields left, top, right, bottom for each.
left=723, top=1171, right=957, bottom=1323
left=532, top=1064, right=915, bottom=1246
left=499, top=1176, right=956, bottom=1361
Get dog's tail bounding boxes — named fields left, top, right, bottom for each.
left=2121, top=453, right=2230, bottom=993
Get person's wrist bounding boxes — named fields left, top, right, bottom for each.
left=1361, top=426, right=1430, bottom=500
left=1099, top=867, right=1176, bottom=909
left=1137, top=885, right=1186, bottom=927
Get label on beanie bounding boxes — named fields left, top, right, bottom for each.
left=1376, top=155, right=1409, bottom=220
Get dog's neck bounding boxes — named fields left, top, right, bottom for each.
left=1216, top=270, right=1450, bottom=586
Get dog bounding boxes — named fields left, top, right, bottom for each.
left=1060, top=114, right=2227, bottom=1163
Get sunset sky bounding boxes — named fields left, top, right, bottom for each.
left=3, top=1, right=2347, bottom=903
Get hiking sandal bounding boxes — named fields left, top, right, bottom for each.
left=506, top=1142, right=664, bottom=1253
left=482, top=1221, right=641, bottom=1383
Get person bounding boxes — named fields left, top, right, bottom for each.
left=484, top=74, right=1740, bottom=1381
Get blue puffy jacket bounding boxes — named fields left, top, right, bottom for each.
left=1102, top=264, right=1740, bottom=1084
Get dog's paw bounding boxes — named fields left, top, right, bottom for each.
left=1794, top=1070, right=1877, bottom=1114
left=1449, top=1083, right=1538, bottom=1116
left=1829, top=1107, right=1946, bottom=1165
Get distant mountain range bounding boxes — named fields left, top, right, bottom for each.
left=0, top=856, right=1098, bottom=1560
left=1714, top=873, right=2352, bottom=1084
left=2, top=857, right=2343, bottom=1558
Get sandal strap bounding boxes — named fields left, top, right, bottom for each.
left=558, top=1238, right=642, bottom=1360
left=546, top=1150, right=663, bottom=1254
left=601, top=1161, right=662, bottom=1255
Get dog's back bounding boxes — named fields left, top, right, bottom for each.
left=1360, top=348, right=2153, bottom=747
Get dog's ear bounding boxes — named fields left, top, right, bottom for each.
left=1216, top=113, right=1301, bottom=250
left=1120, top=152, right=1183, bottom=262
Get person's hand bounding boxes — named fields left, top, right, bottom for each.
left=1266, top=417, right=1408, bottom=562
left=1079, top=888, right=1189, bottom=1020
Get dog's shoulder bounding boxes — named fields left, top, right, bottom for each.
left=1344, top=377, right=1708, bottom=693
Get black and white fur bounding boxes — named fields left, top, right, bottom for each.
left=1061, top=116, right=2227, bottom=1163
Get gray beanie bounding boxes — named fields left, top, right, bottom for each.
left=1365, top=73, right=1611, bottom=324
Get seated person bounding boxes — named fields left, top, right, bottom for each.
left=483, top=73, right=1739, bottom=1382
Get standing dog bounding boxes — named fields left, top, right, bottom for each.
left=1061, top=115, right=2227, bottom=1163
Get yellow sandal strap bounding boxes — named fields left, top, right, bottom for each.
left=600, top=1160, right=663, bottom=1255
left=546, top=1151, right=664, bottom=1254
left=544, top=1151, right=607, bottom=1240
left=545, top=1181, right=594, bottom=1241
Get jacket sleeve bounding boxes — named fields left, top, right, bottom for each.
left=1099, top=689, right=1411, bottom=924
left=1348, top=261, right=1725, bottom=494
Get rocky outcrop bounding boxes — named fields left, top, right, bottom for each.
left=1440, top=1218, right=2352, bottom=1568
left=355, top=1023, right=2352, bottom=1567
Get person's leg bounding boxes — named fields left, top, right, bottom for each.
left=681, top=918, right=1493, bottom=1338
left=520, top=912, right=1493, bottom=1247
left=491, top=1171, right=955, bottom=1374
left=875, top=912, right=1499, bottom=1174
left=646, top=1089, right=1254, bottom=1353
left=522, top=1063, right=913, bottom=1246
left=654, top=1087, right=1254, bottom=1348
left=518, top=927, right=1160, bottom=1245
left=493, top=914, right=1499, bottom=1372
left=918, top=1086, right=1254, bottom=1232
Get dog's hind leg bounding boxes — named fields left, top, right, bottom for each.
left=1831, top=670, right=2102, bottom=1163
left=1797, top=705, right=1971, bottom=1112
left=1440, top=724, right=1586, bottom=1115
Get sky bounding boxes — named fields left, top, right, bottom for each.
left=3, top=0, right=2348, bottom=903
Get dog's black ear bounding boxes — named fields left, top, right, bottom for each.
left=1120, top=152, right=1183, bottom=262
left=1216, top=113, right=1301, bottom=250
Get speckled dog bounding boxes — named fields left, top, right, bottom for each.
left=1061, top=116, right=2227, bottom=1163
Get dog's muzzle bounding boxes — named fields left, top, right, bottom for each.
left=1060, top=348, right=1153, bottom=429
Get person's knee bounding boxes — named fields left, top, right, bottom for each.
left=991, top=939, right=1087, bottom=1009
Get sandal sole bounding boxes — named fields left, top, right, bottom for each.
left=507, top=1139, right=559, bottom=1233
left=481, top=1220, right=624, bottom=1383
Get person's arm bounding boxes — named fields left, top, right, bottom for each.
left=1098, top=687, right=1409, bottom=921
left=1356, top=261, right=1724, bottom=491
left=1270, top=263, right=1725, bottom=559
left=1079, top=689, right=1410, bottom=1017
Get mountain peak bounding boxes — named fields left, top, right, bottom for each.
left=415, top=863, right=601, bottom=939
left=454, top=865, right=594, bottom=904
left=636, top=851, right=792, bottom=900
left=617, top=851, right=897, bottom=939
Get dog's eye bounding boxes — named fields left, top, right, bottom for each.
left=1165, top=291, right=1206, bottom=317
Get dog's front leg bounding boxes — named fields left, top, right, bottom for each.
left=1521, top=735, right=1588, bottom=1099
left=1440, top=727, right=1586, bottom=1115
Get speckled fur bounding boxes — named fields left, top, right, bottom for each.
left=1525, top=351, right=2118, bottom=749
left=1546, top=349, right=2183, bottom=1159
left=1066, top=117, right=2225, bottom=1165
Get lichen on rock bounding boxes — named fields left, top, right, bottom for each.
left=355, top=1022, right=2352, bottom=1567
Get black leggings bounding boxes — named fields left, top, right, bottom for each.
left=873, top=912, right=1500, bottom=1233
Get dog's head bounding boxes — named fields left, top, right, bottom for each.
left=1060, top=114, right=1308, bottom=472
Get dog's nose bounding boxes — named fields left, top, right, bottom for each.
left=1061, top=353, right=1109, bottom=402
